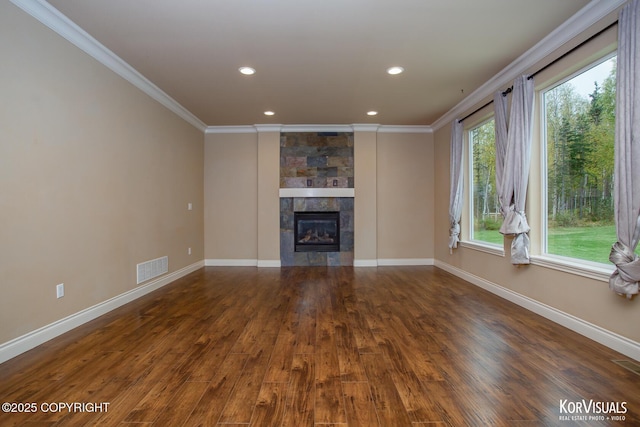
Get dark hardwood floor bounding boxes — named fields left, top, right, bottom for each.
left=0, top=266, right=638, bottom=426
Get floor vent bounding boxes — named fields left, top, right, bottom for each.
left=612, top=359, right=640, bottom=376
left=136, top=256, right=168, bottom=285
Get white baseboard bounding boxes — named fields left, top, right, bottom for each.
left=354, top=259, right=378, bottom=267
left=206, top=258, right=434, bottom=268
left=204, top=259, right=281, bottom=267
left=0, top=260, right=204, bottom=364
left=205, top=259, right=257, bottom=267
left=434, top=260, right=640, bottom=362
left=354, top=258, right=434, bottom=267
left=377, top=258, right=434, bottom=266
left=257, top=260, right=282, bottom=268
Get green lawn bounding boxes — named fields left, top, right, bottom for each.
left=547, top=224, right=616, bottom=264
left=473, top=224, right=629, bottom=264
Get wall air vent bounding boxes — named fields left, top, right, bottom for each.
left=136, top=256, right=168, bottom=285
left=612, top=360, right=640, bottom=376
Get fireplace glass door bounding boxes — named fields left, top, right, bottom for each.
left=294, top=211, right=340, bottom=252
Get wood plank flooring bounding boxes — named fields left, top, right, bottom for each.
left=0, top=266, right=638, bottom=426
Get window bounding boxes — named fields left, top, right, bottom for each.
left=469, top=119, right=502, bottom=246
left=542, top=56, right=619, bottom=265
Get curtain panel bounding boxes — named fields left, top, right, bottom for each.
left=449, top=120, right=464, bottom=252
left=609, top=0, right=640, bottom=299
left=497, top=76, right=535, bottom=264
left=494, top=90, right=509, bottom=221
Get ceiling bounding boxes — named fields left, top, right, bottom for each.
left=46, top=0, right=590, bottom=127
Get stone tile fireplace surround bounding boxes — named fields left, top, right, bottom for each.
left=279, top=132, right=354, bottom=266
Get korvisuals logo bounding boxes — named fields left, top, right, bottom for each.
left=559, top=399, right=627, bottom=422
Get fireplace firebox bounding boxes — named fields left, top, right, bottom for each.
left=294, top=211, right=340, bottom=252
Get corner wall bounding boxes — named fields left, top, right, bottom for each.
left=0, top=2, right=204, bottom=348
left=204, top=132, right=258, bottom=262
left=377, top=132, right=434, bottom=262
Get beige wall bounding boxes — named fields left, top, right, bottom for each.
left=432, top=19, right=640, bottom=344
left=204, top=133, right=258, bottom=261
left=354, top=130, right=378, bottom=262
left=0, top=3, right=204, bottom=345
left=377, top=132, right=434, bottom=260
left=257, top=130, right=281, bottom=264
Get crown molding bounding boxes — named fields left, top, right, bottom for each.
left=378, top=125, right=432, bottom=134
left=281, top=124, right=355, bottom=133
left=11, top=0, right=207, bottom=132
left=204, top=126, right=257, bottom=134
left=431, top=0, right=626, bottom=131
left=254, top=124, right=283, bottom=132
left=205, top=123, right=433, bottom=134
left=351, top=124, right=380, bottom=132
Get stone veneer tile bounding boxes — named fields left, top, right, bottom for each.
left=337, top=167, right=354, bottom=177
left=280, top=167, right=297, bottom=177
left=306, top=156, right=327, bottom=167
left=327, top=157, right=353, bottom=167
left=296, top=168, right=318, bottom=177
left=311, top=178, right=326, bottom=188
left=280, top=231, right=294, bottom=266
left=280, top=132, right=353, bottom=190
left=340, top=231, right=354, bottom=251
left=282, top=177, right=308, bottom=188
left=327, top=135, right=352, bottom=147
left=339, top=212, right=353, bottom=233
left=317, top=167, right=338, bottom=178
left=281, top=146, right=318, bottom=157
left=280, top=211, right=294, bottom=230
left=281, top=197, right=292, bottom=209
left=304, top=198, right=339, bottom=211
left=284, top=156, right=307, bottom=168
left=327, top=252, right=342, bottom=266
left=339, top=197, right=354, bottom=210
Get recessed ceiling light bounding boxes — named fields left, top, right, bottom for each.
left=367, top=111, right=378, bottom=116
left=387, top=66, right=404, bottom=75
left=264, top=111, right=275, bottom=116
left=239, top=67, right=256, bottom=75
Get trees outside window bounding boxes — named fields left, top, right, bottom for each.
left=543, top=56, right=619, bottom=264
left=469, top=119, right=502, bottom=246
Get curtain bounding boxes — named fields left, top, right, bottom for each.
left=494, top=90, right=508, bottom=222
left=448, top=120, right=464, bottom=253
left=609, top=0, right=640, bottom=299
left=498, top=75, right=535, bottom=264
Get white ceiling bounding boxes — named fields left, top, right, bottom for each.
left=46, top=0, right=590, bottom=127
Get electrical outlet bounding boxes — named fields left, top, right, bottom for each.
left=188, top=202, right=193, bottom=211
left=188, top=247, right=192, bottom=255
left=56, top=283, right=64, bottom=299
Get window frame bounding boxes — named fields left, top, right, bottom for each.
left=461, top=116, right=505, bottom=256
left=533, top=52, right=618, bottom=279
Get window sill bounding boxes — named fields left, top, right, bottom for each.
left=459, top=241, right=505, bottom=257
left=459, top=243, right=615, bottom=282
left=530, top=255, right=614, bottom=282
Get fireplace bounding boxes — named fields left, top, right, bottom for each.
left=294, top=211, right=340, bottom=252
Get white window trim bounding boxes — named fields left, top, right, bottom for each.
left=460, top=240, right=505, bottom=257
left=465, top=117, right=504, bottom=251
left=531, top=254, right=613, bottom=282
left=537, top=52, right=617, bottom=280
